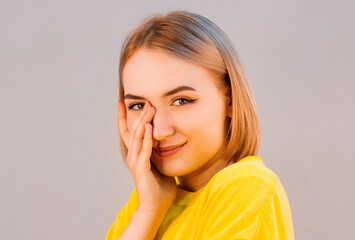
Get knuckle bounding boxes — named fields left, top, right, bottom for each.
left=123, top=138, right=129, bottom=146
left=132, top=125, right=143, bottom=139
left=127, top=162, right=135, bottom=171
left=126, top=156, right=135, bottom=167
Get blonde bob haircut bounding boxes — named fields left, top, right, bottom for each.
left=118, top=10, right=261, bottom=166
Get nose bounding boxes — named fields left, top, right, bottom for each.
left=151, top=108, right=175, bottom=141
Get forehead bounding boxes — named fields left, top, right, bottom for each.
left=122, top=48, right=216, bottom=94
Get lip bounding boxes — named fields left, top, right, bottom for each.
left=154, top=142, right=187, bottom=158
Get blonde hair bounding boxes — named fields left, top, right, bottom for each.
left=118, top=10, right=261, bottom=166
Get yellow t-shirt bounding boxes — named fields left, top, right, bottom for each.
left=105, top=156, right=295, bottom=239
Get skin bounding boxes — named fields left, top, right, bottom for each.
left=118, top=101, right=178, bottom=215
left=121, top=47, right=233, bottom=192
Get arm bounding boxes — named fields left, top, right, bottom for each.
left=119, top=207, right=167, bottom=240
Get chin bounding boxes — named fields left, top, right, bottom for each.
left=151, top=157, right=187, bottom=177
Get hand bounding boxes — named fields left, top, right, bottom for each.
left=118, top=100, right=178, bottom=215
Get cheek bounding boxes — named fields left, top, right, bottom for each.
left=174, top=109, right=212, bottom=138
left=185, top=102, right=226, bottom=144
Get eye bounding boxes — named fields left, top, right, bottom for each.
left=127, top=98, right=197, bottom=111
left=127, top=102, right=145, bottom=111
left=172, top=98, right=196, bottom=106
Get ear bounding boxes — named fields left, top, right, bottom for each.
left=226, top=89, right=232, bottom=118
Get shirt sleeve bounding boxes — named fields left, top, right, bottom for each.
left=253, top=176, right=295, bottom=240
left=196, top=174, right=294, bottom=240
left=105, top=188, right=139, bottom=240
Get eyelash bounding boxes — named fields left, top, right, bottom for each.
left=128, top=98, right=197, bottom=111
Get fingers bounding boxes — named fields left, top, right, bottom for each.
left=119, top=100, right=155, bottom=171
left=118, top=100, right=152, bottom=148
left=142, top=123, right=153, bottom=153
left=130, top=102, right=155, bottom=163
left=137, top=122, right=153, bottom=170
left=129, top=101, right=150, bottom=143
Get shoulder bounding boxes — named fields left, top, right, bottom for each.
left=196, top=158, right=295, bottom=239
left=208, top=155, right=277, bottom=195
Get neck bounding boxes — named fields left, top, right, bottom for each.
left=177, top=156, right=232, bottom=192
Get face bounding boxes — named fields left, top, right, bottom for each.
left=122, top=47, right=232, bottom=178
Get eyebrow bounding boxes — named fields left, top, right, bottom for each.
left=123, top=85, right=196, bottom=100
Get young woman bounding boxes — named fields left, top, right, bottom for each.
left=105, top=10, right=295, bottom=240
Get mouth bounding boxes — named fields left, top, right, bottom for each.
left=154, top=142, right=187, bottom=158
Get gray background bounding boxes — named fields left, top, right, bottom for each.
left=1, top=0, right=354, bottom=239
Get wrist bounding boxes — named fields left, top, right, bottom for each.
left=136, top=206, right=169, bottom=220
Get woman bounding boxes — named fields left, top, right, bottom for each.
left=106, top=10, right=295, bottom=240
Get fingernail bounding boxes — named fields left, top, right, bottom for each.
left=146, top=101, right=151, bottom=110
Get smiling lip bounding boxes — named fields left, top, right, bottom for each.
left=154, top=142, right=186, bottom=158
